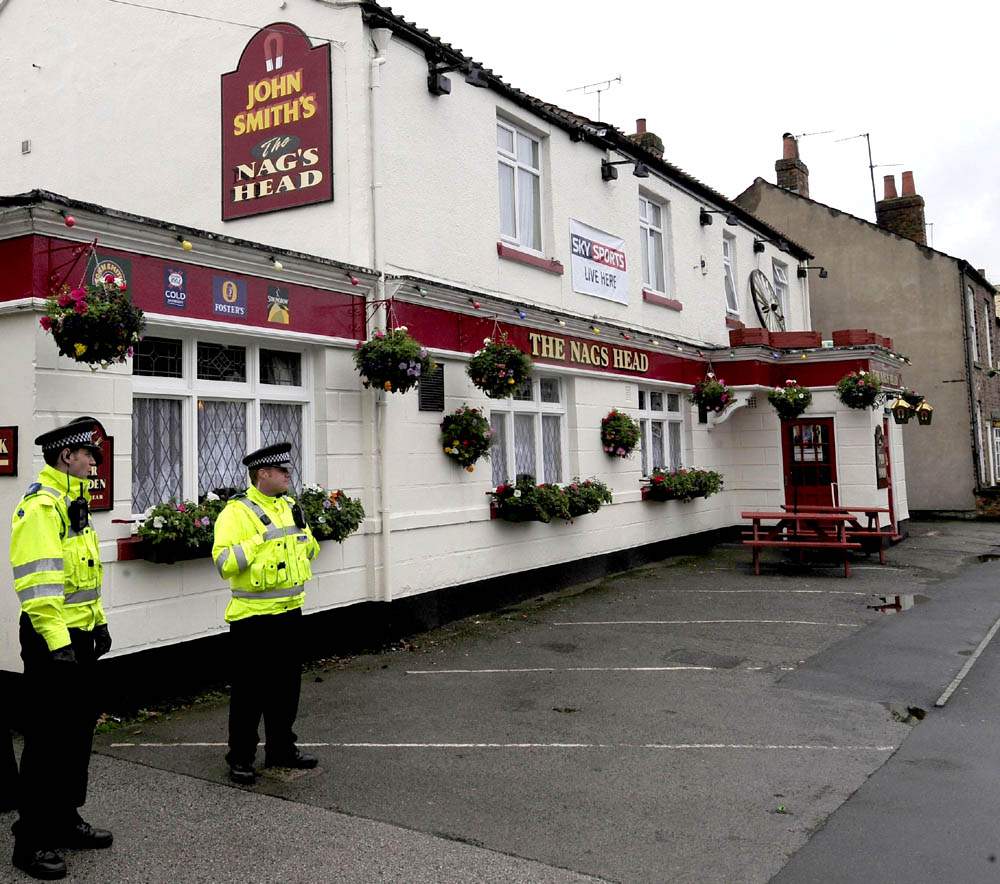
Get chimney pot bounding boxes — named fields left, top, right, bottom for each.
left=883, top=175, right=898, bottom=200
left=636, top=118, right=646, bottom=135
left=775, top=133, right=809, bottom=198
left=782, top=132, right=798, bottom=160
left=901, top=171, right=916, bottom=196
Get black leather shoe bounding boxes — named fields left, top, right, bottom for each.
left=228, top=762, right=257, bottom=785
left=12, top=847, right=67, bottom=880
left=59, top=821, right=113, bottom=850
left=264, top=748, right=318, bottom=769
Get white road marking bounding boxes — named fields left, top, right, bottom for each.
left=405, top=666, right=718, bottom=674
left=634, top=588, right=867, bottom=595
left=551, top=619, right=861, bottom=627
left=935, top=613, right=1000, bottom=706
left=109, top=741, right=894, bottom=752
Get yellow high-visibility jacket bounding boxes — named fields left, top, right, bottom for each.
left=212, top=485, right=320, bottom=623
left=9, top=464, right=107, bottom=651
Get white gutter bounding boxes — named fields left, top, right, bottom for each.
left=370, top=26, right=394, bottom=603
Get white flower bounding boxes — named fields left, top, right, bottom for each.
left=706, top=372, right=715, bottom=378
left=512, top=489, right=522, bottom=498
left=859, top=370, right=866, bottom=376
left=205, top=492, right=220, bottom=502
left=397, top=325, right=408, bottom=333
left=152, top=516, right=165, bottom=529
left=483, top=338, right=492, bottom=346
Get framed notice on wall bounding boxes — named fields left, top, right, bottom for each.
left=88, top=436, right=114, bottom=512
left=221, top=22, right=334, bottom=221
left=0, top=426, right=17, bottom=477
left=569, top=219, right=629, bottom=305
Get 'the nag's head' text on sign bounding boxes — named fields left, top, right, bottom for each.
left=528, top=332, right=649, bottom=374
left=222, top=23, right=333, bottom=220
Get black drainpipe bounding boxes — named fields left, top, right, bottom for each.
left=958, top=266, right=982, bottom=500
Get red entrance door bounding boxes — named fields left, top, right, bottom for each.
left=781, top=419, right=837, bottom=508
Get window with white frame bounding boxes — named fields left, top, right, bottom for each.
left=497, top=119, right=542, bottom=252
left=976, top=406, right=987, bottom=485
left=488, top=375, right=565, bottom=486
left=983, top=302, right=994, bottom=367
left=722, top=234, right=739, bottom=313
left=967, top=285, right=979, bottom=363
left=993, top=426, right=1000, bottom=485
left=639, top=195, right=668, bottom=293
left=131, top=333, right=310, bottom=512
left=637, top=388, right=683, bottom=476
left=772, top=259, right=790, bottom=322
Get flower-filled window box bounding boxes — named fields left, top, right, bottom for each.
left=565, top=478, right=613, bottom=517
left=642, top=467, right=723, bottom=502
left=467, top=334, right=533, bottom=398
left=354, top=326, right=436, bottom=394
left=42, top=275, right=145, bottom=368
left=835, top=370, right=882, bottom=410
left=488, top=475, right=570, bottom=523
left=767, top=380, right=812, bottom=420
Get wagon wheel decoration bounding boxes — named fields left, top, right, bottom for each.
left=748, top=269, right=786, bottom=332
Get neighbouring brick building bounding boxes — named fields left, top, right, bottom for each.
left=737, top=135, right=1000, bottom=515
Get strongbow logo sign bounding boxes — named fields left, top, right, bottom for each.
left=221, top=22, right=333, bottom=220
left=569, top=219, right=629, bottom=305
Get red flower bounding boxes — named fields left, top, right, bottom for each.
left=652, top=475, right=664, bottom=484
left=118, top=281, right=128, bottom=292
left=176, top=503, right=187, bottom=512
left=104, top=273, right=116, bottom=284
left=462, top=440, right=469, bottom=446
left=57, top=292, right=72, bottom=307
left=73, top=300, right=88, bottom=314
left=70, top=287, right=86, bottom=302
left=39, top=316, right=52, bottom=331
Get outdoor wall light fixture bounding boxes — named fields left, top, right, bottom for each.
left=268, top=256, right=283, bottom=271
left=468, top=297, right=481, bottom=309
left=59, top=211, right=76, bottom=228
left=797, top=265, right=829, bottom=279
left=514, top=308, right=527, bottom=320
left=426, top=54, right=488, bottom=96
left=915, top=400, right=934, bottom=425
left=754, top=236, right=790, bottom=252
left=601, top=159, right=648, bottom=181
left=177, top=236, right=193, bottom=251
left=753, top=239, right=767, bottom=253
left=889, top=397, right=914, bottom=424
left=699, top=208, right=739, bottom=227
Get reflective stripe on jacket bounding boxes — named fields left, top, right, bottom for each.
left=212, top=485, right=320, bottom=623
left=9, top=464, right=107, bottom=651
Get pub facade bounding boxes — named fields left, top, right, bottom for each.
left=0, top=0, right=909, bottom=670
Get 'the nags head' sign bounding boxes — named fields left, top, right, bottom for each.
left=221, top=22, right=333, bottom=220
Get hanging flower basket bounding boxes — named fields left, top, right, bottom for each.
left=565, top=478, right=613, bottom=517
left=299, top=485, right=365, bottom=542
left=354, top=326, right=436, bottom=394
left=440, top=405, right=492, bottom=471
left=41, top=276, right=145, bottom=368
left=689, top=372, right=732, bottom=414
left=643, top=468, right=724, bottom=502
left=600, top=409, right=640, bottom=458
left=835, top=370, right=882, bottom=409
left=467, top=334, right=533, bottom=398
left=767, top=380, right=813, bottom=420
left=489, top=475, right=570, bottom=523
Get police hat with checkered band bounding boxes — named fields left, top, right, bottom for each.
left=242, top=442, right=292, bottom=470
left=34, top=416, right=106, bottom=465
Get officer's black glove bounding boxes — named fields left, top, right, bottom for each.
left=93, top=624, right=112, bottom=659
left=50, top=645, right=77, bottom=666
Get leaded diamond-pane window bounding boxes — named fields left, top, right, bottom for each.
left=260, top=403, right=303, bottom=490
left=490, top=413, right=508, bottom=487
left=260, top=350, right=301, bottom=386
left=133, top=337, right=183, bottom=378
left=198, top=400, right=247, bottom=496
left=197, top=342, right=246, bottom=382
left=540, top=377, right=560, bottom=403
left=132, top=398, right=182, bottom=511
left=514, top=413, right=536, bottom=478
left=512, top=378, right=533, bottom=401
left=542, top=415, right=562, bottom=482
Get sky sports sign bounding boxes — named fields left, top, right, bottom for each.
left=569, top=219, right=629, bottom=305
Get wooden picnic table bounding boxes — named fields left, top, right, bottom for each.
left=780, top=504, right=899, bottom=563
left=740, top=510, right=862, bottom=577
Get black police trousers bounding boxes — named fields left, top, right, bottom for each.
left=15, top=614, right=98, bottom=846
left=227, top=608, right=303, bottom=767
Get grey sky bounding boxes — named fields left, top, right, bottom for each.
left=402, top=0, right=997, bottom=278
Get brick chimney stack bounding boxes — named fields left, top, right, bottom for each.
left=630, top=117, right=663, bottom=157
left=775, top=132, right=809, bottom=198
left=875, top=171, right=926, bottom=245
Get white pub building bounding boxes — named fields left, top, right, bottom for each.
left=0, top=0, right=909, bottom=676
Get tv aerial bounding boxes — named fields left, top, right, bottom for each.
left=567, top=75, right=621, bottom=121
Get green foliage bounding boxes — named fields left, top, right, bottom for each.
left=467, top=334, right=533, bottom=398
left=835, top=370, right=882, bottom=409
left=137, top=499, right=208, bottom=549
left=645, top=467, right=724, bottom=502
left=689, top=373, right=733, bottom=413
left=42, top=279, right=145, bottom=367
left=440, top=405, right=492, bottom=470
left=299, top=485, right=365, bottom=542
left=767, top=380, right=813, bottom=420
left=490, top=474, right=570, bottom=523
left=565, top=477, right=613, bottom=517
left=601, top=409, right=640, bottom=457
left=354, top=326, right=436, bottom=394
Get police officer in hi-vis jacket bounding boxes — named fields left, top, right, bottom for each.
left=8, top=418, right=114, bottom=880
left=212, top=442, right=320, bottom=785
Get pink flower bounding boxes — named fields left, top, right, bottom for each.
left=39, top=316, right=52, bottom=331
left=73, top=300, right=88, bottom=314
left=177, top=503, right=187, bottom=512
left=70, top=287, right=87, bottom=302
left=57, top=292, right=72, bottom=307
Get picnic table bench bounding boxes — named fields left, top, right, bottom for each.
left=779, top=505, right=900, bottom=564
left=741, top=510, right=862, bottom=577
